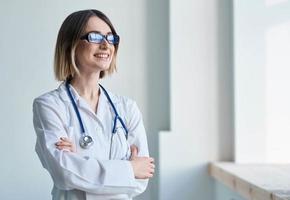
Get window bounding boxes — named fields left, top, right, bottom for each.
left=234, top=0, right=290, bottom=163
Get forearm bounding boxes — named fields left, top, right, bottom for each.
left=36, top=138, right=138, bottom=195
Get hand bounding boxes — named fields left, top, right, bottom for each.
left=55, top=137, right=76, bottom=152
left=130, top=145, right=155, bottom=179
left=130, top=145, right=139, bottom=156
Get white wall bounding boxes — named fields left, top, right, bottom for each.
left=0, top=0, right=169, bottom=200
left=1, top=0, right=235, bottom=199
left=159, top=0, right=234, bottom=199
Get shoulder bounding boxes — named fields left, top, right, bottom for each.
left=33, top=83, right=67, bottom=111
left=32, top=84, right=70, bottom=129
left=104, top=90, right=144, bottom=128
left=34, top=91, right=59, bottom=106
left=106, top=90, right=139, bottom=113
left=34, top=89, right=58, bottom=104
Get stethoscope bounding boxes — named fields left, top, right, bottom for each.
left=65, top=81, right=129, bottom=151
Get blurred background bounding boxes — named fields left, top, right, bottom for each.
left=1, top=0, right=290, bottom=199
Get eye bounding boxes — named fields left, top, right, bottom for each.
left=106, top=34, right=115, bottom=43
left=88, top=33, right=103, bottom=42
left=107, top=34, right=120, bottom=44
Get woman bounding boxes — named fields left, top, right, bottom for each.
left=33, top=9, right=154, bottom=200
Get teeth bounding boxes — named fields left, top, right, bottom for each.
left=95, top=53, right=109, bottom=58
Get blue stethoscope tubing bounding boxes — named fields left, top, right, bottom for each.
left=65, top=81, right=129, bottom=150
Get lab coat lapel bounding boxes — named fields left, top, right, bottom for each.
left=96, top=86, right=119, bottom=130
left=58, top=82, right=120, bottom=127
left=96, top=87, right=111, bottom=128
left=58, top=82, right=96, bottom=115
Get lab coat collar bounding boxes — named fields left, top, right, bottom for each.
left=58, top=82, right=119, bottom=126
left=58, top=82, right=119, bottom=104
left=58, top=82, right=83, bottom=105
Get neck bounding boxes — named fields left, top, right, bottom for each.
left=70, top=73, right=100, bottom=100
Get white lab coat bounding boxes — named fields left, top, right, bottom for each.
left=33, top=82, right=149, bottom=200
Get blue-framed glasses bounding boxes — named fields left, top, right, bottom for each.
left=80, top=32, right=120, bottom=45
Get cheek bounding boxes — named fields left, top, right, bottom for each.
left=110, top=47, right=116, bottom=58
left=75, top=46, right=94, bottom=63
left=75, top=51, right=86, bottom=65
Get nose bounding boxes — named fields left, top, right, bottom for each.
left=99, top=38, right=109, bottom=49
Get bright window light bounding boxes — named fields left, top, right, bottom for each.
left=265, top=0, right=289, bottom=7
left=265, top=21, right=290, bottom=163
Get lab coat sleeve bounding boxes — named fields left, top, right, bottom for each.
left=126, top=101, right=150, bottom=198
left=33, top=96, right=138, bottom=195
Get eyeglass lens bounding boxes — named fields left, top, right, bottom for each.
left=88, top=33, right=118, bottom=44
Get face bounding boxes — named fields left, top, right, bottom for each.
left=75, top=16, right=115, bottom=75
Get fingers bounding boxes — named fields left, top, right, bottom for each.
left=145, top=158, right=156, bottom=178
left=130, top=155, right=156, bottom=179
left=149, top=162, right=155, bottom=174
left=149, top=159, right=155, bottom=177
left=147, top=173, right=154, bottom=178
left=146, top=166, right=155, bottom=178
left=60, top=137, right=71, bottom=143
left=55, top=137, right=75, bottom=152
left=56, top=140, right=73, bottom=147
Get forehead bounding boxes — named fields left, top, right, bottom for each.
left=84, top=16, right=112, bottom=34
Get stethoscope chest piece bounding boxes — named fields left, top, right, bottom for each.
left=79, top=135, right=94, bottom=149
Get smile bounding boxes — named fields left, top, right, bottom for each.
left=94, top=53, right=110, bottom=59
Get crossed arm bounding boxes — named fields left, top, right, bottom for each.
left=55, top=137, right=155, bottom=179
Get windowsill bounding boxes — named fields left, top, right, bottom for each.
left=209, top=162, right=290, bottom=200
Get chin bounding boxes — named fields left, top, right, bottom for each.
left=101, top=64, right=111, bottom=70
left=96, top=65, right=110, bottom=73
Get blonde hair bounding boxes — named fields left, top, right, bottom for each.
left=54, top=9, right=119, bottom=81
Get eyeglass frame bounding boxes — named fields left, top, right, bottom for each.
left=80, top=32, right=120, bottom=45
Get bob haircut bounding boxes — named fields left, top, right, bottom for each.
left=54, top=9, right=119, bottom=81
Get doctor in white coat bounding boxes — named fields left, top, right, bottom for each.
left=33, top=9, right=155, bottom=200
